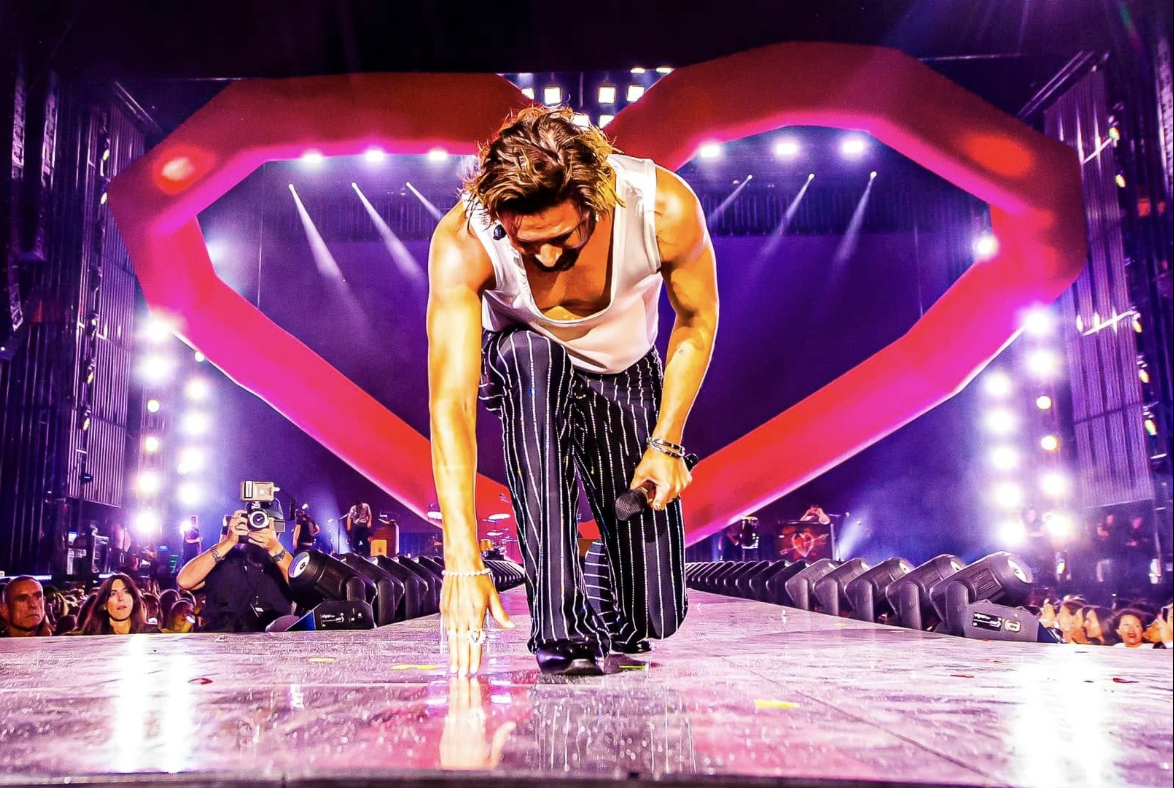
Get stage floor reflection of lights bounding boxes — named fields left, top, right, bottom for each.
left=0, top=590, right=1170, bottom=787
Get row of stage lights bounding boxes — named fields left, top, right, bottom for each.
left=132, top=318, right=213, bottom=538
left=297, top=135, right=875, bottom=168
left=975, top=291, right=1074, bottom=547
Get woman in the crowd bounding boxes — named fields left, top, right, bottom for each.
left=1082, top=605, right=1113, bottom=645
left=77, top=574, right=157, bottom=635
left=161, top=599, right=196, bottom=633
left=1111, top=609, right=1148, bottom=648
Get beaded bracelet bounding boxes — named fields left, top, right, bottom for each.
left=442, top=568, right=493, bottom=578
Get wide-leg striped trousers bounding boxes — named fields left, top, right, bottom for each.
left=479, top=329, right=689, bottom=653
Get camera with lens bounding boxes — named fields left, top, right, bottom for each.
left=223, top=481, right=287, bottom=543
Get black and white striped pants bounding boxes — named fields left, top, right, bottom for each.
left=480, top=329, right=689, bottom=653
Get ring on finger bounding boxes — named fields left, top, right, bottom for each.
left=465, top=629, right=486, bottom=646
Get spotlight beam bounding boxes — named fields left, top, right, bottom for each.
left=352, top=183, right=426, bottom=286
left=288, top=185, right=347, bottom=283
left=758, top=174, right=814, bottom=262
left=404, top=181, right=444, bottom=221
left=705, top=174, right=753, bottom=224
left=833, top=176, right=876, bottom=265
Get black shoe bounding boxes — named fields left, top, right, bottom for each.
left=611, top=639, right=652, bottom=655
left=536, top=640, right=605, bottom=676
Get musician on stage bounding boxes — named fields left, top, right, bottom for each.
left=427, top=106, right=719, bottom=675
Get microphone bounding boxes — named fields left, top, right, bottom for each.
left=615, top=453, right=699, bottom=522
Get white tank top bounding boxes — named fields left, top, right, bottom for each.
left=462, top=154, right=662, bottom=374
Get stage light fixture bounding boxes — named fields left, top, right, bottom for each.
left=698, top=143, right=722, bottom=160
left=289, top=550, right=377, bottom=604
left=1022, top=307, right=1052, bottom=336
left=655, top=66, right=673, bottom=74
left=840, top=136, right=867, bottom=157
left=520, top=87, right=534, bottom=100
left=572, top=113, right=589, bottom=128
left=630, top=67, right=646, bottom=74
left=194, top=351, right=206, bottom=363
left=973, top=233, right=998, bottom=260
left=1036, top=395, right=1053, bottom=410
left=869, top=170, right=877, bottom=179
left=78, top=406, right=92, bottom=431
left=1040, top=434, right=1060, bottom=451
left=598, top=114, right=614, bottom=127
left=1026, top=349, right=1059, bottom=378
left=1114, top=172, right=1126, bottom=188
left=337, top=554, right=407, bottom=626
left=992, top=481, right=1024, bottom=509
left=984, top=408, right=1016, bottom=435
left=783, top=558, right=841, bottom=611
left=426, top=148, right=449, bottom=162
left=137, top=471, right=162, bottom=495
left=143, top=317, right=171, bottom=343
left=543, top=86, right=562, bottom=105
left=184, top=378, right=211, bottom=401
left=989, top=445, right=1019, bottom=471
left=598, top=85, right=616, bottom=104
left=1132, top=315, right=1142, bottom=333
left=885, top=554, right=964, bottom=630
left=812, top=558, right=871, bottom=616
left=364, top=148, right=386, bottom=163
left=930, top=551, right=1033, bottom=636
left=773, top=138, right=800, bottom=158
left=1040, top=472, right=1068, bottom=497
left=143, top=435, right=160, bottom=453
left=146, top=398, right=161, bottom=414
left=83, top=357, right=96, bottom=385
left=982, top=370, right=1013, bottom=397
left=301, top=150, right=324, bottom=165
left=845, top=557, right=912, bottom=622
left=627, top=84, right=645, bottom=102
left=1144, top=418, right=1158, bottom=437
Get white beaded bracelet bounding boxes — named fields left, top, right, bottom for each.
left=442, top=568, right=492, bottom=578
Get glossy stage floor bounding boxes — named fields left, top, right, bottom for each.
left=0, top=589, right=1170, bottom=788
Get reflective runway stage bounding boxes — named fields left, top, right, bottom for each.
left=1, top=589, right=1170, bottom=787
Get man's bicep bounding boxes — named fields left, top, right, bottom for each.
left=427, top=227, right=488, bottom=401
left=656, top=167, right=719, bottom=321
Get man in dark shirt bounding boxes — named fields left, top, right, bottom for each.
left=0, top=576, right=53, bottom=637
left=176, top=510, right=295, bottom=632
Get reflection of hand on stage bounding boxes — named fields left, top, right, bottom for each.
left=439, top=677, right=516, bottom=770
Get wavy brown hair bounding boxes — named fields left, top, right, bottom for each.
left=79, top=573, right=151, bottom=635
left=464, top=106, right=624, bottom=227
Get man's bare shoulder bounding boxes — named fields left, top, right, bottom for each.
left=429, top=202, right=494, bottom=292
left=653, top=165, right=707, bottom=265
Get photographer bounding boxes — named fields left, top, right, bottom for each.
left=176, top=509, right=295, bottom=632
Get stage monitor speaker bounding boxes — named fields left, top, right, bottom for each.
left=961, top=600, right=1059, bottom=643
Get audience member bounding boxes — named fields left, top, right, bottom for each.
left=0, top=576, right=53, bottom=637
left=1056, top=600, right=1088, bottom=644
left=176, top=509, right=295, bottom=632
left=142, top=593, right=161, bottom=627
left=1111, top=609, right=1148, bottom=648
left=78, top=574, right=157, bottom=635
left=162, top=600, right=196, bottom=633
left=158, top=588, right=179, bottom=625
left=1083, top=605, right=1113, bottom=645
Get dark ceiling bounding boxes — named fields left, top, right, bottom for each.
left=10, top=0, right=1153, bottom=134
